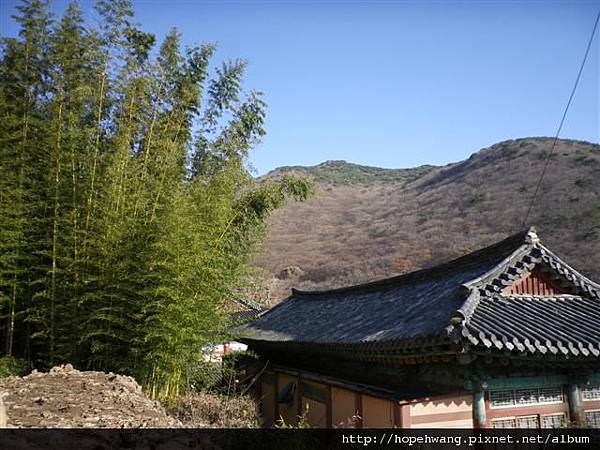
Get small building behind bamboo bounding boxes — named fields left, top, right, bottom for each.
left=235, top=228, right=600, bottom=428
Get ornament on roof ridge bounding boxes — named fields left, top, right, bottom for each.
left=526, top=227, right=540, bottom=246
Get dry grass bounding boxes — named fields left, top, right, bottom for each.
left=171, top=392, right=259, bottom=428
left=254, top=138, right=600, bottom=299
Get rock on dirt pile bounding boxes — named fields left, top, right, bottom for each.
left=0, top=364, right=181, bottom=428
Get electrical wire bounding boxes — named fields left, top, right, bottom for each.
left=521, top=9, right=600, bottom=228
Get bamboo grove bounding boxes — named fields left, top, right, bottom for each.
left=0, top=0, right=312, bottom=399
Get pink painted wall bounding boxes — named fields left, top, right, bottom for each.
left=331, top=387, right=359, bottom=428
left=362, top=395, right=394, bottom=428
left=410, top=394, right=473, bottom=428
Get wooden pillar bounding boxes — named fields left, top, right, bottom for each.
left=274, top=372, right=280, bottom=425
left=394, top=403, right=411, bottom=428
left=567, top=383, right=584, bottom=427
left=354, top=393, right=363, bottom=428
left=296, top=377, right=303, bottom=418
left=473, top=390, right=488, bottom=428
left=326, top=385, right=332, bottom=428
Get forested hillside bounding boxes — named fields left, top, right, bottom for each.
left=255, top=138, right=600, bottom=301
left=0, top=0, right=311, bottom=400
left=264, top=160, right=435, bottom=185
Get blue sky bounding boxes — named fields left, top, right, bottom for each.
left=1, top=1, right=599, bottom=175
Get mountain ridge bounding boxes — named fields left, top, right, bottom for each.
left=262, top=159, right=437, bottom=186
left=261, top=136, right=598, bottom=185
left=252, top=137, right=600, bottom=303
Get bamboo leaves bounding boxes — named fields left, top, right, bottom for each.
left=0, top=0, right=313, bottom=400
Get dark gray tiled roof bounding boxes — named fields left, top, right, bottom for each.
left=465, top=294, right=600, bottom=357
left=237, top=230, right=528, bottom=343
left=237, top=228, right=600, bottom=359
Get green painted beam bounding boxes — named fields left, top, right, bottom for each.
left=586, top=373, right=600, bottom=385
left=468, top=373, right=600, bottom=390
left=468, top=375, right=568, bottom=390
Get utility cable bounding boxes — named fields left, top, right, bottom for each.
left=521, top=9, right=600, bottom=228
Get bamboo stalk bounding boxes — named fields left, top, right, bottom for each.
left=113, top=84, right=138, bottom=218
left=69, top=110, right=78, bottom=303
left=132, top=103, right=159, bottom=219
left=6, top=284, right=17, bottom=356
left=149, top=120, right=184, bottom=223
left=83, top=63, right=107, bottom=258
left=6, top=42, right=32, bottom=356
left=68, top=108, right=80, bottom=361
left=49, top=100, right=64, bottom=364
left=132, top=74, right=173, bottom=219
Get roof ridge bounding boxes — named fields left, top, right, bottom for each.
left=448, top=242, right=538, bottom=340
left=461, top=244, right=533, bottom=290
left=538, top=244, right=600, bottom=295
left=292, top=228, right=534, bottom=297
left=450, top=236, right=600, bottom=353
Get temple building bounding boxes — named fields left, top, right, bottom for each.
left=235, top=228, right=600, bottom=428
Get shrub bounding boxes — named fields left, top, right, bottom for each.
left=0, top=356, right=28, bottom=378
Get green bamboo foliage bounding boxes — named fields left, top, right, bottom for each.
left=0, top=0, right=312, bottom=399
left=1, top=0, right=53, bottom=364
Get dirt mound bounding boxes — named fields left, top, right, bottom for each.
left=0, top=365, right=181, bottom=428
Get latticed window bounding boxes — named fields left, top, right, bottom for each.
left=516, top=415, right=540, bottom=429
left=587, top=411, right=600, bottom=429
left=494, top=414, right=566, bottom=429
left=515, top=389, right=539, bottom=405
left=490, top=390, right=517, bottom=407
left=542, top=414, right=566, bottom=428
left=492, top=418, right=516, bottom=428
left=582, top=385, right=600, bottom=401
left=489, top=387, right=563, bottom=408
left=538, top=387, right=563, bottom=403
